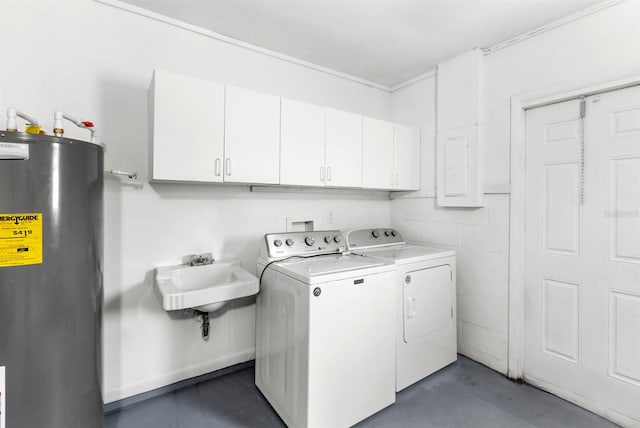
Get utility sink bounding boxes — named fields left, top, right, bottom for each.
left=154, top=258, right=259, bottom=312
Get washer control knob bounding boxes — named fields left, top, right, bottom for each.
left=371, top=230, right=380, bottom=238
left=285, top=238, right=294, bottom=247
left=274, top=239, right=283, bottom=247
left=324, top=236, right=332, bottom=244
left=391, top=230, right=397, bottom=237
left=334, top=235, right=341, bottom=243
left=304, top=236, right=315, bottom=246
left=384, top=230, right=390, bottom=237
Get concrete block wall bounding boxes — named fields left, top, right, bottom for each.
left=391, top=195, right=510, bottom=372
left=391, top=0, right=640, bottom=374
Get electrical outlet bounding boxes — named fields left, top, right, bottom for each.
left=327, top=211, right=334, bottom=224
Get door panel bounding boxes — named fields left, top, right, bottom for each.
left=403, top=265, right=452, bottom=343
left=151, top=70, right=224, bottom=182
left=393, top=124, right=421, bottom=191
left=224, top=86, right=280, bottom=184
left=542, top=162, right=582, bottom=255
left=609, top=291, right=640, bottom=386
left=325, top=108, right=362, bottom=188
left=280, top=99, right=325, bottom=186
left=525, top=85, right=640, bottom=425
left=610, top=157, right=640, bottom=263
left=362, top=118, right=394, bottom=190
left=610, top=107, right=640, bottom=136
left=541, top=278, right=580, bottom=363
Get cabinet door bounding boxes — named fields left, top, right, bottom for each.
left=393, top=124, right=421, bottom=191
left=224, top=86, right=280, bottom=184
left=151, top=70, right=224, bottom=182
left=362, top=117, right=394, bottom=190
left=325, top=108, right=362, bottom=188
left=280, top=99, right=326, bottom=186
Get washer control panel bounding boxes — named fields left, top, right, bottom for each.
left=345, top=228, right=405, bottom=249
left=264, top=230, right=345, bottom=258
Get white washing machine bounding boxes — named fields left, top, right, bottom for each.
left=255, top=230, right=396, bottom=428
left=346, top=228, right=457, bottom=392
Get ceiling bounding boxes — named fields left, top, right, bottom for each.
left=120, top=0, right=607, bottom=88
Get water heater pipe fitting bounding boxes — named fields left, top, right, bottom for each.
left=53, top=110, right=98, bottom=144
left=6, top=107, right=39, bottom=132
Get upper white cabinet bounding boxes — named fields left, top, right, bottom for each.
left=436, top=49, right=484, bottom=207
left=280, top=102, right=364, bottom=188
left=224, top=86, right=281, bottom=184
left=393, top=124, right=421, bottom=191
left=150, top=70, right=225, bottom=182
left=363, top=118, right=420, bottom=191
left=150, top=73, right=280, bottom=185
left=150, top=70, right=419, bottom=191
left=280, top=99, right=326, bottom=186
left=325, top=108, right=363, bottom=188
left=363, top=117, right=395, bottom=190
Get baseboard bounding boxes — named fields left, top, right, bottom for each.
left=104, top=360, right=255, bottom=414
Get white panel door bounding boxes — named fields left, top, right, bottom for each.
left=362, top=117, right=394, bottom=190
left=524, top=85, right=640, bottom=425
left=224, top=86, right=280, bottom=184
left=393, top=124, right=421, bottom=191
left=151, top=70, right=224, bottom=182
left=325, top=108, right=362, bottom=188
left=280, top=98, right=326, bottom=186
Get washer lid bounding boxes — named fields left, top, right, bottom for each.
left=352, top=245, right=455, bottom=264
left=270, top=254, right=393, bottom=284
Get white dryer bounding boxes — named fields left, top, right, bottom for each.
left=256, top=230, right=396, bottom=428
left=346, top=228, right=457, bottom=392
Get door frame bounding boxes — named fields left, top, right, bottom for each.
left=507, top=74, right=640, bottom=381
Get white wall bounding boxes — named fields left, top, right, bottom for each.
left=391, top=76, right=436, bottom=197
left=0, top=0, right=393, bottom=402
left=390, top=0, right=640, bottom=374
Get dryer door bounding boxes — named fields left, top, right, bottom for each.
left=403, top=264, right=453, bottom=343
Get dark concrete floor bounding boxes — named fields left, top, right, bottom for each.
left=105, top=356, right=617, bottom=428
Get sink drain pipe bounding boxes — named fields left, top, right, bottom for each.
left=194, top=310, right=210, bottom=340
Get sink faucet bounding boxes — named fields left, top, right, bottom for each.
left=185, top=253, right=215, bottom=266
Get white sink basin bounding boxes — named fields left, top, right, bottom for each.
left=154, top=258, right=259, bottom=312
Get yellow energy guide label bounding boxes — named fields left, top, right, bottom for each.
left=0, top=213, right=43, bottom=267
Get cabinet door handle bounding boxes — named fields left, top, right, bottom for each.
left=395, top=172, right=399, bottom=185
left=215, top=158, right=221, bottom=176
left=320, top=166, right=325, bottom=182
left=225, top=158, right=231, bottom=176
left=327, top=166, right=332, bottom=182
